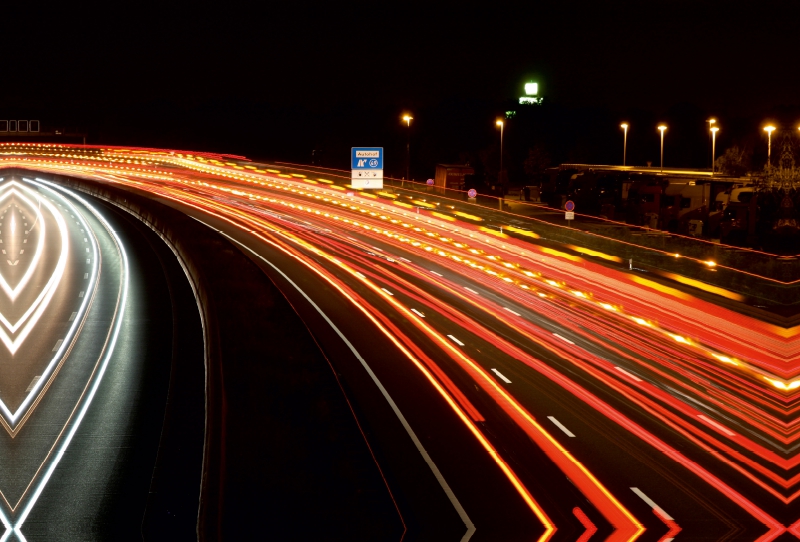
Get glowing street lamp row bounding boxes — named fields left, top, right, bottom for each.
left=618, top=121, right=721, bottom=173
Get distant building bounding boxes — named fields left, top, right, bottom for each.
left=434, top=164, right=474, bottom=190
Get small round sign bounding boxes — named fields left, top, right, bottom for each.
left=426, top=178, right=435, bottom=186
left=467, top=188, right=477, bottom=198
left=565, top=200, right=575, bottom=212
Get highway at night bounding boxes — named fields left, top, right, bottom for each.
left=2, top=144, right=800, bottom=540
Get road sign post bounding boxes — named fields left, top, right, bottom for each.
left=565, top=200, right=575, bottom=227
left=351, top=147, right=384, bottom=189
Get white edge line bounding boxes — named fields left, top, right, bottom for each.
left=219, top=231, right=476, bottom=540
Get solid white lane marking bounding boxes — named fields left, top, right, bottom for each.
left=381, top=288, right=394, bottom=296
left=553, top=333, right=575, bottom=345
left=698, top=414, right=735, bottom=437
left=52, top=339, right=63, bottom=352
left=503, top=307, right=521, bottom=316
left=464, top=287, right=478, bottom=294
left=447, top=335, right=465, bottom=346
left=491, top=368, right=512, bottom=383
left=547, top=416, right=575, bottom=437
left=429, top=270, right=443, bottom=276
left=614, top=366, right=643, bottom=382
left=218, top=232, right=475, bottom=540
left=410, top=308, right=425, bottom=318
left=630, top=487, right=674, bottom=520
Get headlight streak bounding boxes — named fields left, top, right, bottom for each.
left=10, top=180, right=128, bottom=539
left=3, top=179, right=101, bottom=428
left=0, top=184, right=47, bottom=302
left=0, top=185, right=66, bottom=360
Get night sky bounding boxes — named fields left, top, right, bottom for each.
left=4, top=1, right=799, bottom=177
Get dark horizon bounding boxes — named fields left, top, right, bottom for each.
left=3, top=1, right=800, bottom=178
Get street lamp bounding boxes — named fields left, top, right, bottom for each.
left=496, top=119, right=504, bottom=182
left=658, top=125, right=667, bottom=172
left=620, top=123, right=629, bottom=166
left=764, top=125, right=776, bottom=166
left=706, top=118, right=716, bottom=169
left=402, top=114, right=413, bottom=183
left=710, top=126, right=719, bottom=175
left=496, top=119, right=504, bottom=208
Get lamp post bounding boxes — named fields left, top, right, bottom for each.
left=402, top=114, right=413, bottom=184
left=620, top=123, right=628, bottom=166
left=496, top=120, right=505, bottom=208
left=710, top=126, right=719, bottom=175
left=764, top=125, right=776, bottom=167
left=706, top=118, right=716, bottom=169
left=658, top=125, right=667, bottom=172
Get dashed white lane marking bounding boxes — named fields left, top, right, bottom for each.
left=355, top=272, right=366, bottom=279
left=410, top=308, right=425, bottom=318
left=547, top=416, right=576, bottom=437
left=553, top=333, right=575, bottom=345
left=25, top=376, right=41, bottom=393
left=429, top=270, right=443, bottom=276
left=447, top=335, right=465, bottom=346
left=68, top=312, right=77, bottom=322
left=698, top=414, right=735, bottom=437
left=52, top=339, right=63, bottom=352
left=503, top=307, right=521, bottom=316
left=630, top=487, right=674, bottom=520
left=464, top=287, right=478, bottom=294
left=397, top=257, right=411, bottom=263
left=491, top=368, right=512, bottom=383
left=371, top=246, right=383, bottom=251
left=614, top=366, right=643, bottom=382
left=78, top=291, right=84, bottom=298
left=84, top=273, right=88, bottom=279
left=381, top=288, right=394, bottom=296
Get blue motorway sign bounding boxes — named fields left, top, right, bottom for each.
left=351, top=147, right=383, bottom=170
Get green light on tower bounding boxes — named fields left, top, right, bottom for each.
left=519, top=81, right=543, bottom=105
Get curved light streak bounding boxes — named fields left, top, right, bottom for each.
left=9, top=180, right=127, bottom=538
